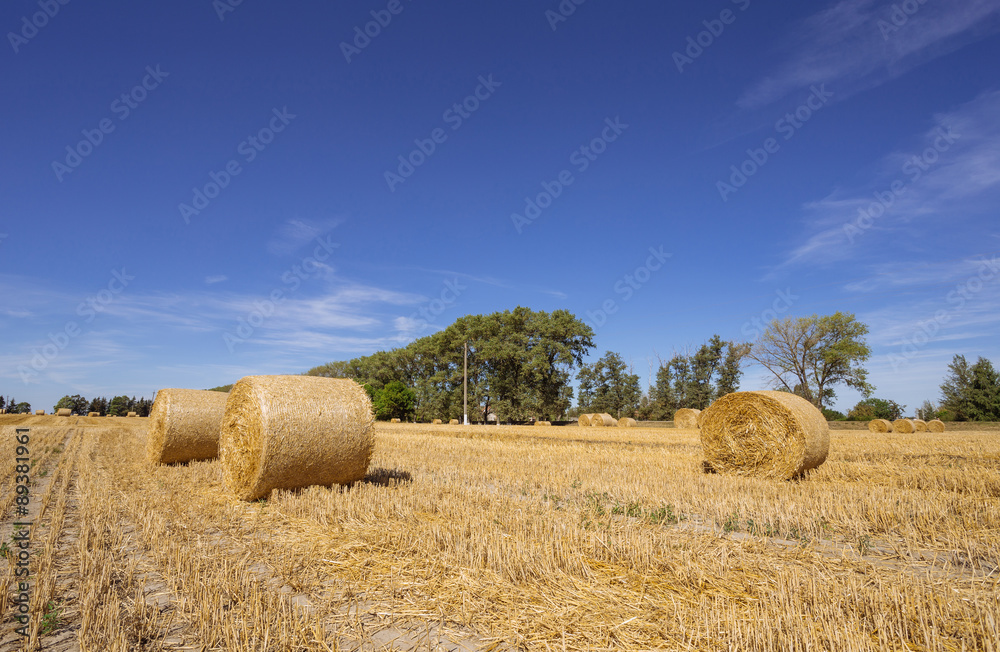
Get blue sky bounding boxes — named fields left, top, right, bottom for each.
left=2, top=0, right=999, bottom=414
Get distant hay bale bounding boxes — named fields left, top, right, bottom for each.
left=147, top=388, right=230, bottom=465
left=892, top=419, right=916, bottom=434
left=57, top=408, right=71, bottom=417
left=591, top=413, right=615, bottom=427
left=927, top=419, right=946, bottom=433
left=219, top=375, right=375, bottom=501
left=618, top=417, right=637, bottom=427
left=449, top=419, right=460, bottom=425
left=431, top=419, right=442, bottom=425
left=699, top=391, right=829, bottom=480
left=912, top=419, right=927, bottom=432
left=867, top=419, right=893, bottom=433
left=578, top=414, right=592, bottom=427
left=534, top=421, right=551, bottom=426
left=674, top=408, right=701, bottom=429
left=35, top=410, right=45, bottom=416
left=87, top=411, right=99, bottom=417
left=390, top=418, right=401, bottom=423
left=127, top=411, right=138, bottom=417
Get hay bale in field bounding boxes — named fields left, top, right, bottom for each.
left=219, top=375, right=375, bottom=501
left=912, top=419, right=927, bottom=432
left=591, top=413, right=615, bottom=427
left=147, top=388, right=230, bottom=465
left=578, top=413, right=592, bottom=427
left=674, top=408, right=701, bottom=429
left=34, top=410, right=45, bottom=416
left=927, top=419, right=946, bottom=433
left=431, top=419, right=442, bottom=424
left=57, top=408, right=71, bottom=417
left=699, top=391, right=829, bottom=480
left=697, top=410, right=708, bottom=428
left=534, top=421, right=551, bottom=426
left=449, top=418, right=460, bottom=425
left=867, top=419, right=893, bottom=433
left=618, top=417, right=637, bottom=427
left=87, top=411, right=99, bottom=417
left=127, top=411, right=137, bottom=417
left=892, top=419, right=916, bottom=434
left=390, top=418, right=401, bottom=423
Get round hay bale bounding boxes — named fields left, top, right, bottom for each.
left=449, top=418, right=460, bottom=425
left=867, top=419, right=893, bottom=433
left=35, top=410, right=45, bottom=416
left=927, top=419, right=945, bottom=433
left=127, top=411, right=138, bottom=417
left=892, top=419, right=916, bottom=434
left=697, top=410, right=708, bottom=428
left=674, top=408, right=701, bottom=429
left=618, top=417, right=637, bottom=427
left=431, top=419, right=442, bottom=425
left=591, top=413, right=615, bottom=427
left=578, top=413, right=592, bottom=427
left=534, top=421, right=551, bottom=426
left=699, top=391, right=829, bottom=480
left=87, top=411, right=99, bottom=417
left=390, top=418, right=401, bottom=423
left=220, top=375, right=375, bottom=501
left=57, top=408, right=71, bottom=417
left=147, top=388, right=230, bottom=465
left=912, top=419, right=927, bottom=432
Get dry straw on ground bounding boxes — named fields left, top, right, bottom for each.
left=674, top=408, right=701, bottom=429
left=449, top=419, right=460, bottom=425
left=913, top=419, right=928, bottom=432
left=578, top=413, right=592, bottom=427
left=927, top=419, right=946, bottom=433
left=591, top=413, right=616, bottom=427
left=147, top=388, right=230, bottom=465
left=699, top=391, right=829, bottom=480
left=534, top=421, right=551, bottom=426
left=220, top=375, right=375, bottom=501
left=57, top=408, right=71, bottom=417
left=618, top=417, right=637, bottom=427
left=868, top=419, right=893, bottom=433
left=893, top=419, right=916, bottom=434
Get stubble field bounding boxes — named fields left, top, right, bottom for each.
left=1, top=415, right=997, bottom=651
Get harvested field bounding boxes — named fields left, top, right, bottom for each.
left=1, top=414, right=998, bottom=651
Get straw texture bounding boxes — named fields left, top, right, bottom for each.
left=591, top=413, right=615, bottom=427
left=912, top=419, right=928, bottom=432
left=578, top=414, right=592, bottom=427
left=220, top=375, right=375, bottom=501
left=147, top=388, right=230, bottom=465
left=927, top=419, right=946, bottom=433
left=618, top=417, right=637, bottom=427
left=57, top=408, right=71, bottom=417
left=892, top=419, right=916, bottom=434
left=699, top=391, right=830, bottom=480
left=674, top=408, right=701, bottom=429
left=868, top=419, right=893, bottom=433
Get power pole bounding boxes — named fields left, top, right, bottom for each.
left=463, top=341, right=469, bottom=425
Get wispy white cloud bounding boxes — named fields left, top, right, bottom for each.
left=738, top=0, right=1000, bottom=109
left=204, top=275, right=228, bottom=284
left=267, top=217, right=343, bottom=256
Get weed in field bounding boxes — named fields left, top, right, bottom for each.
left=41, top=601, right=62, bottom=635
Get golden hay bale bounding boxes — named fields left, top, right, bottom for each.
left=867, top=419, right=893, bottom=433
left=147, top=388, right=230, bottom=465
left=674, top=408, right=701, bottom=429
left=87, top=411, right=99, bottom=417
left=390, top=418, right=401, bottom=423
left=578, top=413, right=592, bottom=427
left=449, top=419, right=460, bottom=425
left=35, top=410, right=45, bottom=416
left=57, top=408, right=71, bottom=417
left=591, top=413, right=615, bottom=427
left=618, top=417, right=637, bottom=427
left=431, top=419, right=442, bottom=424
left=534, top=421, right=551, bottom=426
left=912, top=419, right=927, bottom=432
left=927, top=419, right=946, bottom=433
left=699, top=391, right=829, bottom=480
left=220, top=375, right=375, bottom=501
left=127, top=411, right=138, bottom=417
left=697, top=410, right=708, bottom=428
left=892, top=419, right=916, bottom=434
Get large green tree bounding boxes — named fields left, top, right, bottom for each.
left=748, top=312, right=873, bottom=408
left=650, top=336, right=749, bottom=414
left=847, top=397, right=905, bottom=421
left=54, top=394, right=89, bottom=414
left=373, top=381, right=416, bottom=421
left=577, top=351, right=642, bottom=418
left=941, top=355, right=1000, bottom=421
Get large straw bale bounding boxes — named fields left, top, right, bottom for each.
left=618, top=417, right=637, bottom=427
left=578, top=414, right=592, bottom=427
left=57, top=408, right=71, bottom=417
left=591, top=413, right=615, bottom=427
left=35, top=410, right=45, bottom=416
left=892, top=419, right=916, bottom=434
left=927, top=419, right=946, bottom=433
left=87, top=411, right=99, bottom=417
left=127, top=411, right=138, bottom=417
left=699, top=391, right=829, bottom=480
left=912, top=419, right=927, bottom=432
left=697, top=410, right=708, bottom=428
left=674, top=408, right=701, bottom=429
left=867, top=419, right=893, bottom=433
left=220, top=375, right=375, bottom=501
left=147, top=388, right=230, bottom=465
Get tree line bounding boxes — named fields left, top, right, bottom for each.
left=52, top=394, right=153, bottom=416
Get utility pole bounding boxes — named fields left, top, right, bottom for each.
left=463, top=341, right=469, bottom=425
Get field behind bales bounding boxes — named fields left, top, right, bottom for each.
left=1, top=415, right=998, bottom=651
